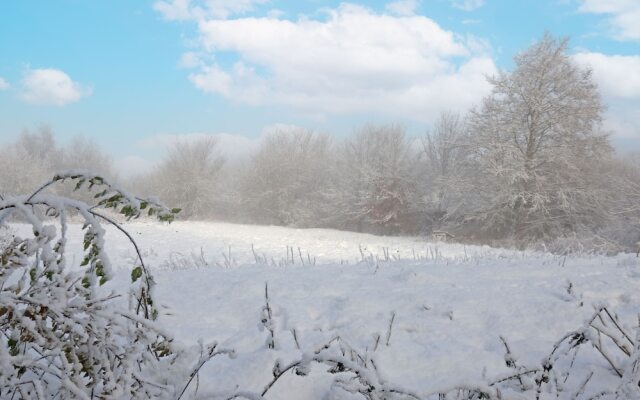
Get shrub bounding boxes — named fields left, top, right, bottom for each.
left=0, top=172, right=180, bottom=398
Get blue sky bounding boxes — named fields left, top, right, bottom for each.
left=0, top=0, right=639, bottom=173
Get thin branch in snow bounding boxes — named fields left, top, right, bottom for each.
left=386, top=312, right=396, bottom=347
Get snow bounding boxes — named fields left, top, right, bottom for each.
left=10, top=220, right=640, bottom=398
left=99, top=220, right=525, bottom=267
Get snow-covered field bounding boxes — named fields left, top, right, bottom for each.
left=12, top=221, right=640, bottom=398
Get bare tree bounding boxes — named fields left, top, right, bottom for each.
left=0, top=127, right=61, bottom=197
left=468, top=33, right=610, bottom=242
left=51, top=136, right=117, bottom=203
left=61, top=136, right=114, bottom=176
left=596, top=155, right=640, bottom=251
left=332, top=124, right=417, bottom=234
left=14, top=125, right=61, bottom=165
left=0, top=128, right=120, bottom=209
left=149, top=136, right=225, bottom=218
left=241, top=129, right=333, bottom=226
left=419, top=111, right=471, bottom=232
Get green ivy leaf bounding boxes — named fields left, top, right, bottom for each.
left=74, top=179, right=86, bottom=191
left=131, top=266, right=143, bottom=283
left=8, top=338, right=19, bottom=356
left=80, top=255, right=91, bottom=267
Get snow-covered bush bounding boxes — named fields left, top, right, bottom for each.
left=0, top=172, right=180, bottom=398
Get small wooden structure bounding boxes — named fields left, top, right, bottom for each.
left=431, top=231, right=455, bottom=242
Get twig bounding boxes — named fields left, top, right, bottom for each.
left=572, top=371, right=594, bottom=400
left=386, top=312, right=396, bottom=347
left=175, top=343, right=235, bottom=400
left=262, top=282, right=275, bottom=349
left=291, top=328, right=300, bottom=350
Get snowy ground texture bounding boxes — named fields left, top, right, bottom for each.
left=12, top=221, right=640, bottom=399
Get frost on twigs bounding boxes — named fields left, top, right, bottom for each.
left=448, top=307, right=640, bottom=400
left=0, top=172, right=181, bottom=398
left=258, top=335, right=422, bottom=400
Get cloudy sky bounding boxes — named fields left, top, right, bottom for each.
left=0, top=0, right=638, bottom=174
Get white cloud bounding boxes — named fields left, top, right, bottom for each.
left=183, top=3, right=496, bottom=122
left=385, top=0, right=420, bottom=17
left=451, top=0, right=485, bottom=12
left=578, top=0, right=640, bottom=41
left=573, top=52, right=640, bottom=140
left=154, top=0, right=268, bottom=21
left=189, top=65, right=234, bottom=97
left=0, top=77, right=9, bottom=91
left=573, top=52, right=640, bottom=99
left=154, top=0, right=191, bottom=20
left=20, top=68, right=91, bottom=106
left=178, top=51, right=204, bottom=68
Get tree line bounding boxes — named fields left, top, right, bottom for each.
left=2, top=34, right=639, bottom=252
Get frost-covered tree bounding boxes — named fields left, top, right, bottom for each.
left=593, top=155, right=640, bottom=251
left=0, top=127, right=60, bottom=197
left=241, top=129, right=334, bottom=226
left=13, top=126, right=61, bottom=167
left=61, top=136, right=114, bottom=177
left=468, top=33, right=610, bottom=242
left=332, top=124, right=417, bottom=234
left=147, top=136, right=225, bottom=219
left=0, top=128, right=116, bottom=200
left=55, top=136, right=117, bottom=204
left=418, top=112, right=472, bottom=232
